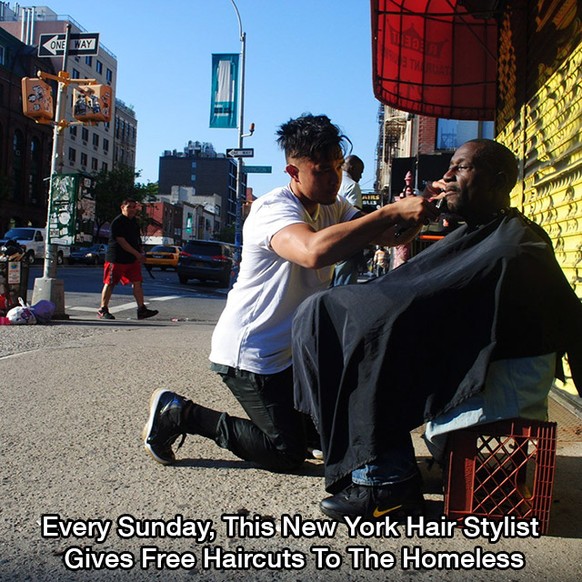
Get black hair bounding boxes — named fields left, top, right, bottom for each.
left=466, top=139, right=519, bottom=195
left=121, top=198, right=138, bottom=206
left=276, top=114, right=352, bottom=162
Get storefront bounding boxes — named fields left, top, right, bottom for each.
left=371, top=0, right=582, bottom=401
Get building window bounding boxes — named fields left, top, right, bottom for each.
left=72, top=68, right=80, bottom=79
left=91, top=157, right=98, bottom=171
left=106, top=68, right=113, bottom=84
left=96, top=60, right=103, bottom=75
left=103, top=138, right=109, bottom=152
left=81, top=152, right=88, bottom=167
left=0, top=45, right=6, bottom=66
left=82, top=127, right=89, bottom=142
left=68, top=147, right=76, bottom=163
left=102, top=162, right=108, bottom=172
left=85, top=56, right=92, bottom=67
left=92, top=133, right=99, bottom=148
left=436, top=120, right=495, bottom=150
left=70, top=125, right=77, bottom=138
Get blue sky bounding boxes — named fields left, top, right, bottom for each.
left=46, top=1, right=380, bottom=195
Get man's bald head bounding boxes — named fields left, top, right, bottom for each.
left=343, top=155, right=364, bottom=182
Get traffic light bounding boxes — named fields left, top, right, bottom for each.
left=72, top=84, right=112, bottom=123
left=21, top=77, right=54, bottom=122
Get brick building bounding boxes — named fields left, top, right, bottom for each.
left=0, top=27, right=54, bottom=232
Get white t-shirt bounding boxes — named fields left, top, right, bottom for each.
left=338, top=171, right=362, bottom=208
left=209, top=185, right=359, bottom=374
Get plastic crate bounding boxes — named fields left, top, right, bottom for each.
left=443, top=418, right=557, bottom=534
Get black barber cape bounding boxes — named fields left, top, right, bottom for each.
left=292, top=209, right=582, bottom=493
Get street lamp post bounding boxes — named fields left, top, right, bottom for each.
left=229, top=0, right=253, bottom=279
left=232, top=0, right=245, bottom=255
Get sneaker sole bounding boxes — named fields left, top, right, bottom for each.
left=320, top=499, right=425, bottom=523
left=137, top=311, right=158, bottom=320
left=143, top=388, right=174, bottom=465
left=97, top=313, right=115, bottom=320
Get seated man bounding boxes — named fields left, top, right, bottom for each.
left=292, top=139, right=582, bottom=522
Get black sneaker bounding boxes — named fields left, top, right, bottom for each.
left=137, top=306, right=158, bottom=320
left=320, top=475, right=425, bottom=522
left=143, top=389, right=187, bottom=465
left=97, top=307, right=115, bottom=320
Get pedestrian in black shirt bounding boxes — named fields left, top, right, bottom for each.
left=98, top=199, right=158, bottom=320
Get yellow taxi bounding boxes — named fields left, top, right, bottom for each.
left=144, top=245, right=182, bottom=270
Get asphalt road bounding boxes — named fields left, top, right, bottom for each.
left=26, top=264, right=229, bottom=323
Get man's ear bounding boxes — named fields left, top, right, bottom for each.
left=286, top=164, right=299, bottom=182
left=494, top=171, right=510, bottom=195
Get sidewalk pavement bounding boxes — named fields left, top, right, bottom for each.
left=1, top=318, right=581, bottom=581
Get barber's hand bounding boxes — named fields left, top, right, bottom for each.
left=136, top=254, right=145, bottom=263
left=423, top=179, right=447, bottom=202
left=390, top=194, right=440, bottom=226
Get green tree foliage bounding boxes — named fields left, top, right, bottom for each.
left=92, top=165, right=158, bottom=239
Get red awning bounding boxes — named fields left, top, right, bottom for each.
left=371, top=0, right=498, bottom=120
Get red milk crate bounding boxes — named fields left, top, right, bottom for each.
left=443, top=418, right=557, bottom=534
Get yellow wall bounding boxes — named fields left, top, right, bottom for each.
left=497, top=1, right=582, bottom=397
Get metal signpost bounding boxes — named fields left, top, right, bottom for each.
left=30, top=25, right=102, bottom=318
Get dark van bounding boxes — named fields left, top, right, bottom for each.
left=177, top=240, right=235, bottom=287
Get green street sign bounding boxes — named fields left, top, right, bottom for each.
left=243, top=165, right=272, bottom=174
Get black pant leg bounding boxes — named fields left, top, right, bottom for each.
left=215, top=366, right=307, bottom=471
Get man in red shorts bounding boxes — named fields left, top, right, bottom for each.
left=98, top=199, right=158, bottom=320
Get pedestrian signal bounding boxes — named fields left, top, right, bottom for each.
left=73, top=84, right=112, bottom=123
left=21, top=77, right=53, bottom=122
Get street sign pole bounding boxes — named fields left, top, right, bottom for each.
left=232, top=0, right=246, bottom=271
left=32, top=24, right=72, bottom=318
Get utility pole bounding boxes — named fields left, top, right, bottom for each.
left=31, top=24, right=72, bottom=318
left=26, top=24, right=108, bottom=317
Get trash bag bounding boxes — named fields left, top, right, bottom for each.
left=30, top=299, right=56, bottom=324
left=6, top=298, right=36, bottom=325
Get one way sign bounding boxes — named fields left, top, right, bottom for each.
left=38, top=32, right=100, bottom=57
left=227, top=148, right=254, bottom=158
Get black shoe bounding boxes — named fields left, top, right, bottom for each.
left=137, top=306, right=158, bottom=320
left=143, top=389, right=187, bottom=465
left=320, top=476, right=425, bottom=522
left=97, top=307, right=115, bottom=320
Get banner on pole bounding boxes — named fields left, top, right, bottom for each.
left=210, top=53, right=239, bottom=128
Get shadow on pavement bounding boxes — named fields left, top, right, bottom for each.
left=173, top=457, right=325, bottom=479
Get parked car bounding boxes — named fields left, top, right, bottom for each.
left=69, top=244, right=107, bottom=265
left=0, top=227, right=70, bottom=264
left=144, top=245, right=182, bottom=270
left=177, top=240, right=235, bottom=287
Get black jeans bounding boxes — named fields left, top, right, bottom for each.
left=208, top=364, right=308, bottom=471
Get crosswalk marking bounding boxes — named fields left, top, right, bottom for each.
left=67, top=295, right=181, bottom=313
